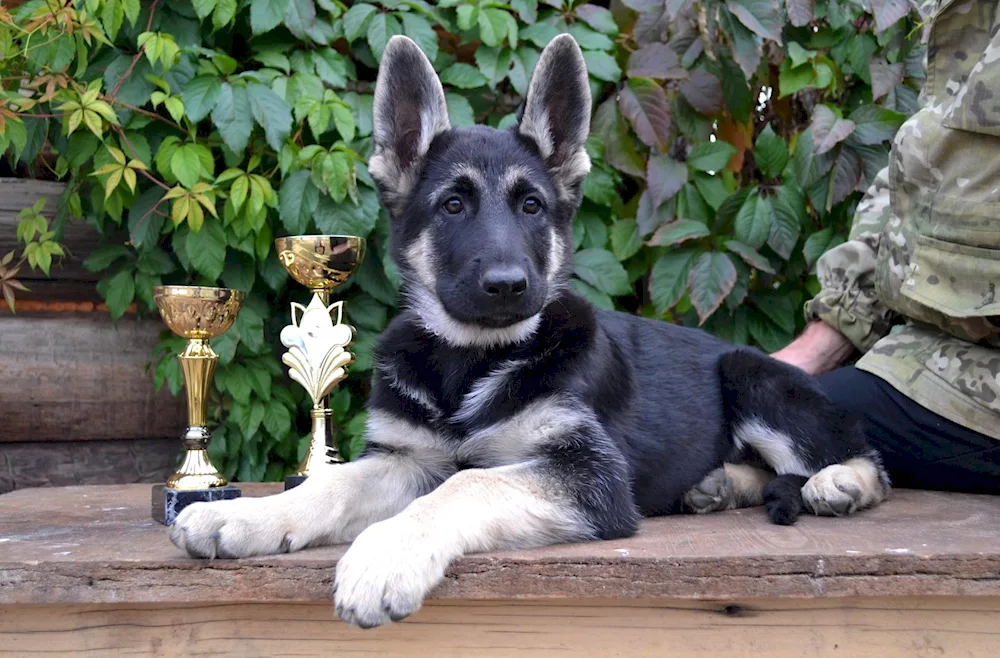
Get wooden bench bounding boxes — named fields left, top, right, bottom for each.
left=1, top=484, right=998, bottom=656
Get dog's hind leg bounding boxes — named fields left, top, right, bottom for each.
left=717, top=349, right=890, bottom=524
left=683, top=463, right=775, bottom=514
left=169, top=412, right=454, bottom=559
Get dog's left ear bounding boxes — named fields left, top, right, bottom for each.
left=517, top=34, right=592, bottom=199
left=369, top=36, right=451, bottom=211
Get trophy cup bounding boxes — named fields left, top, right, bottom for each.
left=275, top=235, right=365, bottom=490
left=150, top=285, right=244, bottom=525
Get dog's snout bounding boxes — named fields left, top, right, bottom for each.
left=481, top=266, right=528, bottom=299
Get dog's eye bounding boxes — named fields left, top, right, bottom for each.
left=443, top=197, right=464, bottom=215
left=522, top=197, right=542, bottom=214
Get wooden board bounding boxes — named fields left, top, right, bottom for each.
left=0, top=312, right=185, bottom=443
left=0, top=438, right=178, bottom=494
left=0, top=597, right=997, bottom=657
left=0, top=178, right=132, bottom=303
left=0, top=179, right=102, bottom=283
left=2, top=485, right=999, bottom=606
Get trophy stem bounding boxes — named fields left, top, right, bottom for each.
left=292, top=287, right=346, bottom=476
left=168, top=338, right=228, bottom=490
left=295, top=405, right=345, bottom=478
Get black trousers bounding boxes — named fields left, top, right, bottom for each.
left=815, top=367, right=1000, bottom=494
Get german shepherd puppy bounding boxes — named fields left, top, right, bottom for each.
left=169, top=35, right=890, bottom=628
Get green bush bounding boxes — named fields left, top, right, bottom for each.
left=0, top=0, right=924, bottom=480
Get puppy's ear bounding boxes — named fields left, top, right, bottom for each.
left=369, top=36, right=450, bottom=211
left=517, top=34, right=592, bottom=200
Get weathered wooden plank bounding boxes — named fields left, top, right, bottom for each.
left=0, top=178, right=126, bottom=285
left=0, top=598, right=997, bottom=657
left=0, top=179, right=66, bottom=214
left=0, top=438, right=178, bottom=494
left=5, top=279, right=105, bottom=304
left=2, top=485, right=999, bottom=606
left=0, top=312, right=186, bottom=443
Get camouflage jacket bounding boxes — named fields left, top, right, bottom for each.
left=804, top=0, right=1000, bottom=439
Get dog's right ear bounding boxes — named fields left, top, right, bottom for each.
left=517, top=34, right=592, bottom=202
left=369, top=36, right=451, bottom=212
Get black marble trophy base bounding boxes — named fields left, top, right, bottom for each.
left=284, top=474, right=307, bottom=491
left=151, top=484, right=242, bottom=525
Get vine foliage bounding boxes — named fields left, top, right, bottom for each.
left=0, top=0, right=924, bottom=481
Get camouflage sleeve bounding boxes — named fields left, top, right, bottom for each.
left=803, top=166, right=898, bottom=352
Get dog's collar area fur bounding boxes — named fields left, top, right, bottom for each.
left=403, top=283, right=544, bottom=349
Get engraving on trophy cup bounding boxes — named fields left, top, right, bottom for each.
left=275, top=235, right=365, bottom=490
left=150, top=285, right=244, bottom=525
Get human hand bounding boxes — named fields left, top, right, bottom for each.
left=771, top=321, right=854, bottom=376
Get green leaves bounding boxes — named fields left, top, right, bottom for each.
left=679, top=70, right=723, bottom=115
left=212, top=83, right=253, bottom=154
left=848, top=105, right=906, bottom=145
left=441, top=63, right=489, bottom=88
left=574, top=249, right=632, bottom=297
left=181, top=76, right=222, bottom=124
left=769, top=185, right=805, bottom=260
left=367, top=13, right=402, bottom=61
left=687, top=141, right=737, bottom=173
left=250, top=0, right=289, bottom=34
left=649, top=249, right=698, bottom=314
left=401, top=12, right=439, bottom=62
left=688, top=252, right=738, bottom=323
left=754, top=124, right=788, bottom=179
left=478, top=8, right=510, bottom=47
left=726, top=0, right=783, bottom=44
left=344, top=4, right=378, bottom=41
left=647, top=155, right=688, bottom=206
left=101, top=269, right=135, bottom=320
left=171, top=144, right=206, bottom=189
left=583, top=51, right=622, bottom=82
left=734, top=189, right=772, bottom=249
left=628, top=43, right=682, bottom=79
left=810, top=105, right=856, bottom=155
left=575, top=4, right=618, bottom=35
left=619, top=78, right=672, bottom=151
left=247, top=83, right=293, bottom=151
left=279, top=170, right=319, bottom=234
left=186, top=219, right=227, bottom=281
left=649, top=219, right=710, bottom=247
left=315, top=187, right=380, bottom=238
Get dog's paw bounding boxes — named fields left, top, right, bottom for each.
left=334, top=517, right=448, bottom=629
left=169, top=498, right=296, bottom=559
left=802, top=465, right=865, bottom=517
left=683, top=467, right=733, bottom=514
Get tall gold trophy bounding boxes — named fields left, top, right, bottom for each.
left=275, top=235, right=365, bottom=490
left=151, top=285, right=244, bottom=525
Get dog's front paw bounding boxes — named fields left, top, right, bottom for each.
left=802, top=465, right=865, bottom=517
left=683, top=467, right=733, bottom=514
left=170, top=498, right=296, bottom=559
left=334, top=517, right=449, bottom=629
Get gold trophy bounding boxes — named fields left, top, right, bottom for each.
left=275, top=235, right=365, bottom=490
left=150, top=285, right=244, bottom=525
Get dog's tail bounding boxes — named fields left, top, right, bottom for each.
left=715, top=348, right=877, bottom=525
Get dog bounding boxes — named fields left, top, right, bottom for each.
left=168, top=34, right=891, bottom=629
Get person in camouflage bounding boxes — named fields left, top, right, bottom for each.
left=772, top=0, right=1000, bottom=493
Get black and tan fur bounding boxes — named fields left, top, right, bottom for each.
left=168, top=35, right=890, bottom=629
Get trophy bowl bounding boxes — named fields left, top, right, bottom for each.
left=150, top=285, right=246, bottom=522
left=153, top=285, right=245, bottom=339
left=275, top=234, right=366, bottom=489
left=275, top=235, right=366, bottom=293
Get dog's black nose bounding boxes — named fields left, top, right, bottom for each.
left=481, top=266, right=528, bottom=299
